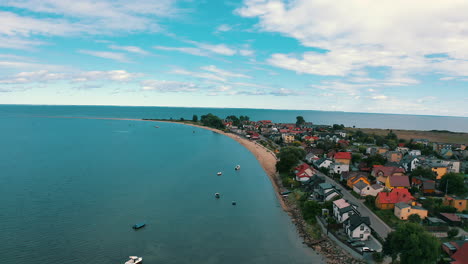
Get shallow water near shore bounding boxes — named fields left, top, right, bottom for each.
left=0, top=114, right=323, bottom=263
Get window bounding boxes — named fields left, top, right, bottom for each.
left=408, top=209, right=411, bottom=212
left=360, top=234, right=363, bottom=238
left=360, top=225, right=364, bottom=230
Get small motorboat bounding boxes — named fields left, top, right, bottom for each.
left=132, top=223, right=146, bottom=230
left=217, top=172, right=222, bottom=176
left=232, top=201, right=237, bottom=205
left=215, top=193, right=220, bottom=199
left=125, top=256, right=143, bottom=264
left=234, top=165, right=240, bottom=171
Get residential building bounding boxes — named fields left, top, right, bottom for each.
left=371, top=166, right=405, bottom=184
left=347, top=175, right=370, bottom=189
left=449, top=242, right=468, bottom=264
left=314, top=158, right=333, bottom=169
left=442, top=240, right=467, bottom=256
left=366, top=146, right=389, bottom=155
left=411, top=176, right=436, bottom=194
left=433, top=142, right=453, bottom=152
left=330, top=163, right=349, bottom=174
left=408, top=149, right=422, bottom=156
left=281, top=133, right=295, bottom=144
left=340, top=171, right=369, bottom=182
left=385, top=175, right=410, bottom=190
left=334, top=152, right=352, bottom=165
left=443, top=195, right=468, bottom=212
left=394, top=202, right=428, bottom=220
left=294, top=163, right=316, bottom=183
left=343, top=214, right=371, bottom=241
left=333, top=198, right=359, bottom=223
left=314, top=183, right=341, bottom=202
left=354, top=183, right=384, bottom=197
left=375, top=189, right=414, bottom=210
left=439, top=213, right=462, bottom=226
left=412, top=138, right=429, bottom=146
left=400, top=156, right=421, bottom=172
left=386, top=151, right=403, bottom=163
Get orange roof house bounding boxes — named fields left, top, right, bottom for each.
left=375, top=189, right=414, bottom=210
left=347, top=175, right=371, bottom=189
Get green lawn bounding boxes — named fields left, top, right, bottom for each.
left=370, top=207, right=403, bottom=228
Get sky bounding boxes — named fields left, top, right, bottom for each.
left=0, top=0, right=467, bottom=117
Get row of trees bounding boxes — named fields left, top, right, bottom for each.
left=199, top=113, right=225, bottom=129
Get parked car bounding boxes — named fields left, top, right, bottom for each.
left=347, top=238, right=360, bottom=244
left=360, top=247, right=375, bottom=253
left=351, top=241, right=365, bottom=247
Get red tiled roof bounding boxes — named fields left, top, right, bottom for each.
left=376, top=189, right=414, bottom=204
left=335, top=152, right=351, bottom=160
left=389, top=176, right=410, bottom=187
left=440, top=213, right=461, bottom=222
left=451, top=242, right=468, bottom=264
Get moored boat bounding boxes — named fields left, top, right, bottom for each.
left=215, top=193, right=220, bottom=198
left=125, top=256, right=143, bottom=264
left=217, top=172, right=222, bottom=176
left=235, top=165, right=240, bottom=170
left=132, top=223, right=146, bottom=230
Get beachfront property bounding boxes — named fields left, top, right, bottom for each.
left=393, top=202, right=428, bottom=220
left=313, top=183, right=341, bottom=202
left=332, top=198, right=359, bottom=223
left=294, top=163, right=316, bottom=183
left=343, top=214, right=371, bottom=241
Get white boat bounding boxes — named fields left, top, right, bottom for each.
left=125, top=256, right=143, bottom=264
left=215, top=192, right=220, bottom=198
left=235, top=165, right=240, bottom=170
left=217, top=172, right=222, bottom=176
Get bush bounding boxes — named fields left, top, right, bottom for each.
left=448, top=228, right=459, bottom=238
left=373, top=252, right=384, bottom=263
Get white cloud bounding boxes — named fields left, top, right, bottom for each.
left=78, top=50, right=130, bottom=62
left=370, top=95, right=388, bottom=100
left=0, top=70, right=142, bottom=84
left=171, top=68, right=227, bottom=82
left=72, top=70, right=143, bottom=82
left=201, top=65, right=251, bottom=79
left=108, top=45, right=149, bottom=55
left=215, top=24, right=232, bottom=33
left=239, top=49, right=254, bottom=56
left=237, top=0, right=468, bottom=79
left=141, top=80, right=200, bottom=93
left=154, top=41, right=252, bottom=57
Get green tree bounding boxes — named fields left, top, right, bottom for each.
left=447, top=228, right=459, bottom=238
left=383, top=223, right=440, bottom=264
left=439, top=173, right=467, bottom=196
left=410, top=167, right=436, bottom=180
left=332, top=124, right=345, bottom=130
left=301, top=200, right=321, bottom=223
left=192, top=114, right=198, bottom=122
left=365, top=154, right=386, bottom=167
left=296, top=116, right=305, bottom=127
left=200, top=113, right=225, bottom=129
left=276, top=147, right=306, bottom=173
left=239, top=115, right=250, bottom=122
left=226, top=115, right=241, bottom=127
left=408, top=214, right=421, bottom=223
left=351, top=153, right=362, bottom=164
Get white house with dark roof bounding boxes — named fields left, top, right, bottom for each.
left=333, top=198, right=359, bottom=223
left=343, top=214, right=371, bottom=241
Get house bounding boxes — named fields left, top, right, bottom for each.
left=412, top=138, right=430, bottom=146
left=303, top=174, right=325, bottom=193
left=375, top=189, right=414, bottom=210
left=314, top=158, right=333, bottom=169
left=440, top=213, right=462, bottom=226
left=400, top=156, right=421, bottom=172
left=366, top=146, right=389, bottom=155
left=330, top=163, right=350, bottom=174
left=442, top=240, right=467, bottom=256
left=333, top=198, right=359, bottom=223
left=314, top=183, right=341, bottom=201
left=334, top=152, right=352, bottom=165
left=386, top=151, right=403, bottom=163
left=355, top=183, right=384, bottom=197
left=394, top=202, right=428, bottom=220
left=443, top=195, right=468, bottom=212
left=441, top=149, right=454, bottom=159
left=282, top=133, right=295, bottom=144
left=450, top=241, right=468, bottom=264
left=412, top=176, right=436, bottom=194
left=343, top=214, right=371, bottom=241
left=347, top=175, right=371, bottom=189
left=341, top=171, right=369, bottom=182
left=385, top=175, right=410, bottom=190
left=431, top=164, right=449, bottom=179
left=294, top=163, right=316, bottom=183
left=433, top=142, right=453, bottom=152
left=371, top=166, right=405, bottom=184
left=409, top=150, right=422, bottom=156
left=305, top=152, right=320, bottom=163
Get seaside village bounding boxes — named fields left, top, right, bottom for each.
left=217, top=115, right=468, bottom=263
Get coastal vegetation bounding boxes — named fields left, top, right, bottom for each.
left=200, top=113, right=225, bottom=129
left=276, top=146, right=306, bottom=173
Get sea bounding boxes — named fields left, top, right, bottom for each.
left=0, top=104, right=467, bottom=264
left=0, top=105, right=324, bottom=264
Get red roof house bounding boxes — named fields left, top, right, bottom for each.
left=375, top=189, right=414, bottom=209
left=294, top=163, right=316, bottom=182
left=451, top=242, right=468, bottom=264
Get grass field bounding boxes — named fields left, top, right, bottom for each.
left=346, top=128, right=468, bottom=144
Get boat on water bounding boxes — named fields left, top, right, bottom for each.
left=154, top=126, right=159, bottom=128
left=217, top=172, right=222, bottom=176
left=124, top=256, right=143, bottom=264
left=215, top=193, right=220, bottom=198
left=132, top=223, right=146, bottom=230
left=235, top=165, right=240, bottom=170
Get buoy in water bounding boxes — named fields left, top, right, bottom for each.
left=215, top=193, right=220, bottom=199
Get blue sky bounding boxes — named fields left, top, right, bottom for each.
left=0, top=0, right=467, bottom=117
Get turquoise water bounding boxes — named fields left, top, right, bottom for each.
left=2, top=104, right=468, bottom=132
left=0, top=114, right=322, bottom=263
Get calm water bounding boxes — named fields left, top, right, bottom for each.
left=1, top=104, right=468, bottom=132
left=0, top=112, right=322, bottom=263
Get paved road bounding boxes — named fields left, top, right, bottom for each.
left=317, top=171, right=393, bottom=239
